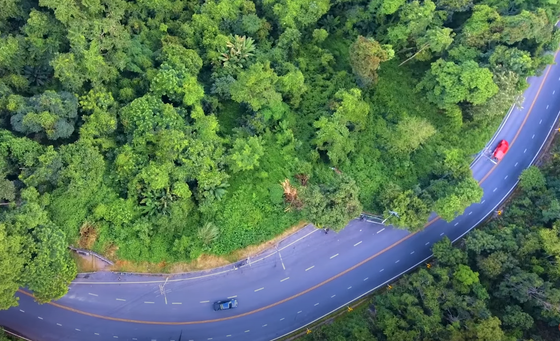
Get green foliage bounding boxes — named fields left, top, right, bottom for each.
left=0, top=0, right=557, bottom=309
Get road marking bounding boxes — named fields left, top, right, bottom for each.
left=208, top=338, right=213, bottom=340
left=481, top=200, right=485, bottom=204
left=331, top=295, right=336, bottom=298
left=297, top=311, right=302, bottom=314
left=515, top=162, right=518, bottom=167
left=524, top=148, right=527, bottom=153
left=305, top=266, right=315, bottom=271
left=88, top=293, right=98, bottom=297
left=540, top=119, right=543, bottom=124
left=468, top=211, right=473, bottom=215
left=379, top=269, right=384, bottom=272
left=440, top=233, right=444, bottom=236
left=56, top=323, right=62, bottom=326
left=554, top=90, right=556, bottom=94
left=144, top=302, right=154, bottom=304
left=95, top=333, right=100, bottom=336
left=113, top=337, right=118, bottom=339
left=347, top=286, right=352, bottom=289
left=200, top=300, right=210, bottom=303
left=226, top=335, right=231, bottom=337
left=116, top=298, right=125, bottom=301
left=38, top=317, right=43, bottom=320
left=19, top=309, right=24, bottom=313
left=454, top=222, right=459, bottom=226
left=75, top=329, right=81, bottom=332
left=280, top=318, right=285, bottom=321
left=227, top=295, right=237, bottom=299
left=172, top=302, right=182, bottom=305
left=245, top=330, right=250, bottom=333
left=377, top=228, right=385, bottom=234
left=493, top=188, right=497, bottom=192
left=354, top=241, right=362, bottom=246
left=364, top=277, right=369, bottom=281
left=330, top=254, right=339, bottom=259
left=263, top=324, right=267, bottom=327
left=254, top=287, right=264, bottom=292
left=410, top=251, right=415, bottom=254
left=504, top=175, right=508, bottom=179
left=314, top=303, right=320, bottom=306
left=395, top=260, right=400, bottom=263
left=425, top=242, right=430, bottom=246
left=280, top=277, right=290, bottom=282
left=532, top=134, right=535, bottom=139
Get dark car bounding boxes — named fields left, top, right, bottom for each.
left=213, top=298, right=238, bottom=311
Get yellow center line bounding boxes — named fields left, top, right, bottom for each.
left=19, top=50, right=560, bottom=325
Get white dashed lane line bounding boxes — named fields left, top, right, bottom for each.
left=376, top=228, right=385, bottom=234
left=554, top=90, right=556, bottom=94
left=38, top=317, right=43, bottom=320
left=113, top=336, right=118, bottom=339
left=532, top=134, right=535, bottom=139
left=226, top=335, right=231, bottom=337
left=395, top=260, right=400, bottom=263
left=280, top=277, right=290, bottom=282
left=19, top=309, right=24, bottom=313
left=280, top=318, right=285, bottom=321
left=454, top=222, right=459, bottom=226
left=227, top=295, right=237, bottom=299
left=524, top=149, right=527, bottom=153
left=347, top=286, right=352, bottom=289
left=425, top=242, right=430, bottom=246
left=172, top=302, right=182, bottom=305
left=515, top=162, right=518, bottom=167
left=245, top=330, right=250, bottom=333
left=297, top=311, right=302, bottom=314
left=56, top=323, right=62, bottom=326
left=314, top=303, right=320, bottom=306
left=504, top=175, right=508, bottom=179
left=115, top=298, right=126, bottom=301
left=364, top=277, right=369, bottom=281
left=95, top=333, right=100, bottom=336
left=330, top=254, right=339, bottom=259
left=200, top=300, right=209, bottom=303
left=354, top=241, right=362, bottom=246
left=331, top=295, right=336, bottom=298
left=262, top=324, right=268, bottom=327
left=305, top=266, right=315, bottom=271
left=88, top=293, right=98, bottom=297
left=440, top=233, right=444, bottom=236
left=144, top=301, right=154, bottom=304
left=379, top=269, right=384, bottom=272
left=410, top=251, right=415, bottom=254
left=254, top=287, right=264, bottom=292
left=76, top=329, right=81, bottom=332
left=468, top=211, right=473, bottom=215
left=481, top=200, right=485, bottom=204
left=540, top=119, right=543, bottom=124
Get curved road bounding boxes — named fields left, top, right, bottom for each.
left=2, top=50, right=560, bottom=341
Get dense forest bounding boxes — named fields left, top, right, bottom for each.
left=1, top=0, right=559, bottom=307
left=302, top=147, right=560, bottom=341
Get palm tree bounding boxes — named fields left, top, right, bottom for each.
left=220, top=35, right=255, bottom=69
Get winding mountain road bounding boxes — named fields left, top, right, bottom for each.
left=2, top=50, right=560, bottom=341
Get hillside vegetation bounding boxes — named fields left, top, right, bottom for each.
left=0, top=0, right=558, bottom=306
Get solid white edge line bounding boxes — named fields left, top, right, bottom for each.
left=271, top=107, right=560, bottom=341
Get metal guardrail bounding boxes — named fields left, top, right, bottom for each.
left=68, top=246, right=114, bottom=266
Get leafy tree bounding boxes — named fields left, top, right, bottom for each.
left=8, top=91, right=78, bottom=140
left=349, top=36, right=394, bottom=87
left=519, top=166, right=546, bottom=193
left=227, top=136, right=265, bottom=173
left=230, top=62, right=282, bottom=111
left=262, top=0, right=331, bottom=30
left=417, top=59, right=499, bottom=109
left=385, top=116, right=436, bottom=154
left=313, top=116, right=354, bottom=166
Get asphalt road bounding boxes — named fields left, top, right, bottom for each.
left=2, top=50, right=560, bottom=341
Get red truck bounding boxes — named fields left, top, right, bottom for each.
left=491, top=140, right=509, bottom=164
